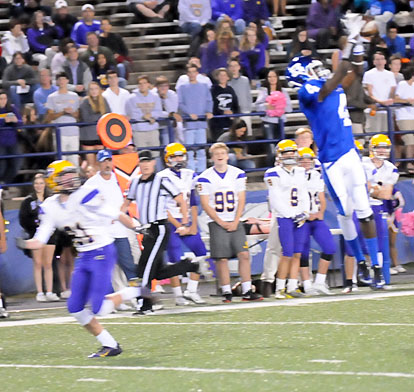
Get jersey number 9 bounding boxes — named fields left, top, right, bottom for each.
left=291, top=188, right=298, bottom=207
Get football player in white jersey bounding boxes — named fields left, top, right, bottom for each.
left=17, top=161, right=148, bottom=358
left=160, top=143, right=208, bottom=305
left=297, top=147, right=336, bottom=295
left=362, top=134, right=399, bottom=285
left=264, top=140, right=310, bottom=299
left=197, top=143, right=263, bottom=303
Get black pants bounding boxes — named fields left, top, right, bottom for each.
left=137, top=223, right=197, bottom=288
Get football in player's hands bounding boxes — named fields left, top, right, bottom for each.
left=360, top=20, right=379, bottom=39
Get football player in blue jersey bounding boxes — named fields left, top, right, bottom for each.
left=286, top=46, right=384, bottom=288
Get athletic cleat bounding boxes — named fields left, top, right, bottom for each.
left=36, top=293, right=47, bottom=302
left=342, top=286, right=353, bottom=294
left=275, top=289, right=289, bottom=299
left=371, top=266, right=385, bottom=290
left=60, top=290, right=71, bottom=299
left=46, top=292, right=60, bottom=302
left=312, top=282, right=333, bottom=295
left=286, top=289, right=307, bottom=298
left=175, top=296, right=190, bottom=306
left=394, top=265, right=407, bottom=273
left=133, top=308, right=154, bottom=315
left=389, top=267, right=398, bottom=275
left=242, top=290, right=264, bottom=301
left=183, top=290, right=206, bottom=304
left=222, top=292, right=232, bottom=303
left=0, top=307, right=9, bottom=318
left=304, top=287, right=320, bottom=296
left=357, top=262, right=372, bottom=285
left=88, top=344, right=122, bottom=358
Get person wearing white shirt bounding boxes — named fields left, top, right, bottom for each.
left=362, top=52, right=396, bottom=133
left=102, top=70, right=131, bottom=116
left=394, top=67, right=414, bottom=173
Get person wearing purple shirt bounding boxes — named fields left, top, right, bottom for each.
left=211, top=0, right=246, bottom=35
left=0, top=90, right=23, bottom=185
left=239, top=27, right=266, bottom=80
left=306, top=0, right=340, bottom=49
left=242, top=0, right=270, bottom=24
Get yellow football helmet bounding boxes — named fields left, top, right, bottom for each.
left=276, top=139, right=298, bottom=166
left=354, top=140, right=364, bottom=151
left=46, top=160, right=80, bottom=193
left=298, top=147, right=316, bottom=169
left=369, top=134, right=391, bottom=159
left=164, top=142, right=188, bottom=169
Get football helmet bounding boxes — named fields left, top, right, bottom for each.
left=276, top=139, right=298, bottom=166
left=286, top=56, right=331, bottom=88
left=164, top=142, right=188, bottom=169
left=46, top=160, right=81, bottom=194
left=354, top=140, right=364, bottom=151
left=369, top=134, right=391, bottom=160
left=298, top=147, right=316, bottom=170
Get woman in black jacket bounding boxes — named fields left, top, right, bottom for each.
left=19, top=173, right=59, bottom=302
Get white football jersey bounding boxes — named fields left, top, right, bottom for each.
left=305, top=169, right=325, bottom=214
left=362, top=157, right=399, bottom=206
left=264, top=165, right=309, bottom=218
left=35, top=186, right=120, bottom=252
left=159, top=167, right=197, bottom=219
left=197, top=165, right=246, bottom=223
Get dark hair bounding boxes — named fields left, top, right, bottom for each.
left=250, top=19, right=266, bottom=44
left=64, top=44, right=78, bottom=56
left=106, top=69, right=118, bottom=77
left=0, top=89, right=12, bottom=111
left=59, top=37, right=75, bottom=53
left=155, top=76, right=169, bottom=86
left=229, top=119, right=248, bottom=141
left=137, top=75, right=150, bottom=83
left=228, top=57, right=240, bottom=66
left=12, top=51, right=25, bottom=61
left=31, top=10, right=45, bottom=30
left=387, top=21, right=398, bottom=32
left=86, top=31, right=98, bottom=39
left=56, top=71, right=69, bottom=81
left=9, top=19, right=21, bottom=30
left=32, top=172, right=51, bottom=199
left=403, top=66, right=414, bottom=81
left=186, top=63, right=199, bottom=72
left=263, top=69, right=282, bottom=93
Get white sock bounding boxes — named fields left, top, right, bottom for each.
left=96, top=329, right=117, bottom=348
left=186, top=279, right=199, bottom=293
left=221, top=284, right=231, bottom=294
left=315, top=273, right=326, bottom=285
left=119, top=286, right=140, bottom=301
left=97, top=299, right=115, bottom=316
left=303, top=280, right=312, bottom=291
left=241, top=281, right=252, bottom=294
left=172, top=286, right=183, bottom=297
left=0, top=297, right=3, bottom=308
left=287, top=279, right=298, bottom=293
left=276, top=278, right=286, bottom=291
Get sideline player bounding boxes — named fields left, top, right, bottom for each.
left=160, top=143, right=208, bottom=305
left=0, top=187, right=8, bottom=318
left=264, top=140, right=309, bottom=298
left=297, top=147, right=336, bottom=295
left=17, top=161, right=147, bottom=357
left=197, top=143, right=263, bottom=303
left=286, top=49, right=384, bottom=289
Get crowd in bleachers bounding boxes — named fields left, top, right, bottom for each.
left=0, top=0, right=414, bottom=188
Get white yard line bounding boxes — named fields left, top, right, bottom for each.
left=0, top=364, right=413, bottom=379
left=76, top=378, right=109, bottom=382
left=1, top=290, right=414, bottom=328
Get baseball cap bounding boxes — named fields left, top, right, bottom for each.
left=138, top=150, right=154, bottom=161
left=97, top=150, right=112, bottom=162
left=55, top=0, right=68, bottom=9
left=81, top=4, right=94, bottom=11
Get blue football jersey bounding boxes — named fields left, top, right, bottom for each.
left=298, top=79, right=355, bottom=163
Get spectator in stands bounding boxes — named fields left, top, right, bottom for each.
left=382, top=22, right=406, bottom=57
left=1, top=20, right=30, bottom=65
left=217, top=119, right=255, bottom=170
left=52, top=0, right=78, bottom=39
left=239, top=27, right=266, bottom=82
left=394, top=66, right=414, bottom=173
left=27, top=10, right=63, bottom=69
left=178, top=0, right=211, bottom=37
left=211, top=0, right=245, bottom=35
left=70, top=4, right=101, bottom=48
left=198, top=27, right=215, bottom=59
left=80, top=32, right=116, bottom=69
left=125, top=75, right=163, bottom=156
left=33, top=68, right=58, bottom=122
left=367, top=0, right=396, bottom=36
left=177, top=64, right=213, bottom=171
left=153, top=76, right=181, bottom=145
left=18, top=173, right=59, bottom=302
left=0, top=89, right=23, bottom=185
left=79, top=82, right=108, bottom=166
left=92, top=53, right=126, bottom=90
left=62, top=45, right=93, bottom=95
left=389, top=54, right=404, bottom=83
left=10, top=0, right=52, bottom=22
left=176, top=56, right=212, bottom=90
left=210, top=67, right=239, bottom=141
left=367, top=34, right=389, bottom=68
left=255, top=68, right=292, bottom=156
left=228, top=58, right=253, bottom=134
left=201, top=29, right=239, bottom=76
left=102, top=70, right=131, bottom=116
left=99, top=18, right=131, bottom=79
left=363, top=51, right=396, bottom=133
left=242, top=0, right=270, bottom=24
left=2, top=52, right=39, bottom=112
left=50, top=38, right=74, bottom=77
left=127, top=0, right=171, bottom=23
left=44, top=72, right=80, bottom=166
left=306, top=0, right=341, bottom=49
left=271, top=0, right=287, bottom=16
left=286, top=26, right=317, bottom=60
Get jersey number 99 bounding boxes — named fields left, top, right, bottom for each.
left=215, top=191, right=235, bottom=213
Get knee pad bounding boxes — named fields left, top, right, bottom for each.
left=96, top=299, right=115, bottom=317
left=71, top=309, right=93, bottom=326
left=300, top=255, right=309, bottom=268
left=358, top=214, right=374, bottom=223
left=320, top=253, right=333, bottom=261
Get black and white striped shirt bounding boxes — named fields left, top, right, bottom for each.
left=127, top=173, right=180, bottom=224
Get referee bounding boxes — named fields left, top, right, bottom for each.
left=123, top=150, right=200, bottom=314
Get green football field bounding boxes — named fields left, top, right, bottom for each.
left=1, top=290, right=414, bottom=392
